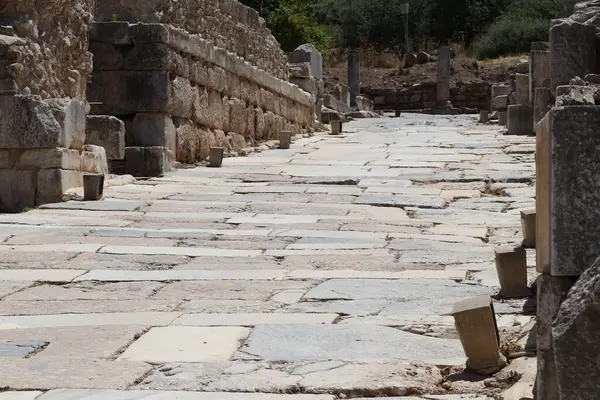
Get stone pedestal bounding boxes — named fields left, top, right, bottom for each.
left=536, top=111, right=551, bottom=274
left=279, top=130, right=292, bottom=149
left=348, top=54, right=360, bottom=107
left=495, top=246, right=529, bottom=298
left=208, top=147, right=224, bottom=168
left=452, top=296, right=507, bottom=375
left=529, top=43, right=550, bottom=102
left=330, top=120, right=342, bottom=135
left=550, top=20, right=596, bottom=94
left=516, top=74, right=530, bottom=105
left=521, top=209, right=536, bottom=248
left=534, top=87, right=552, bottom=129
left=498, top=111, right=508, bottom=126
left=507, top=105, right=534, bottom=135
left=436, top=46, right=451, bottom=107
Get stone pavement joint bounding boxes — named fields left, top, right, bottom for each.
left=0, top=115, right=535, bottom=399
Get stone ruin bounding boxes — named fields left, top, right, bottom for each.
left=520, top=1, right=600, bottom=398
left=0, top=0, right=324, bottom=212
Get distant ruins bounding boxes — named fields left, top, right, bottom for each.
left=0, top=0, right=328, bottom=212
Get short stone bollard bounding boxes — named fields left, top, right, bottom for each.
left=452, top=296, right=507, bottom=375
left=479, top=110, right=489, bottom=123
left=209, top=147, right=224, bottom=168
left=498, top=111, right=508, bottom=126
left=521, top=209, right=536, bottom=248
left=495, top=246, right=530, bottom=298
left=83, top=174, right=105, bottom=201
left=330, top=120, right=342, bottom=135
left=395, top=110, right=401, bottom=118
left=279, top=130, right=292, bottom=149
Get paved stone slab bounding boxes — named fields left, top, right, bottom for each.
left=6, top=282, right=165, bottom=301
left=0, top=282, right=32, bottom=299
left=39, top=200, right=147, bottom=212
left=355, top=195, right=446, bottom=209
left=37, top=390, right=335, bottom=399
left=0, top=340, right=47, bottom=357
left=0, top=269, right=86, bottom=282
left=235, top=324, right=465, bottom=365
left=0, top=392, right=43, bottom=400
left=119, top=326, right=251, bottom=363
left=0, top=300, right=180, bottom=315
left=0, top=312, right=181, bottom=329
left=99, top=246, right=262, bottom=257
left=74, top=270, right=286, bottom=282
left=172, top=313, right=339, bottom=326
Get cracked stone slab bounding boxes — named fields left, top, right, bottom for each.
left=0, top=392, right=43, bottom=400
left=235, top=324, right=465, bottom=365
left=37, top=390, right=336, bottom=399
left=0, top=312, right=181, bottom=330
left=0, top=358, right=152, bottom=390
left=0, top=269, right=86, bottom=282
left=39, top=200, right=148, bottom=212
left=171, top=313, right=339, bottom=326
left=355, top=195, right=447, bottom=209
left=119, top=326, right=251, bottom=363
left=304, top=279, right=490, bottom=315
left=0, top=281, right=32, bottom=298
left=73, top=269, right=287, bottom=282
left=0, top=340, right=47, bottom=357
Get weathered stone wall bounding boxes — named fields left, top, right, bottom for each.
left=364, top=82, right=490, bottom=111
left=94, top=0, right=287, bottom=80
left=0, top=0, right=94, bottom=99
left=88, top=23, right=314, bottom=169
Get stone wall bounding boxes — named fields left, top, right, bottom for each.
left=364, top=82, right=490, bottom=111
left=94, top=0, right=287, bottom=80
left=88, top=22, right=314, bottom=172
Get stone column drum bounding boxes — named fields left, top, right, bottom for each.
left=348, top=53, right=360, bottom=107
left=436, top=46, right=451, bottom=106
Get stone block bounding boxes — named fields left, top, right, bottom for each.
left=521, top=209, right=536, bottom=248
left=81, top=144, right=109, bottom=174
left=355, top=96, right=374, bottom=112
left=348, top=53, right=361, bottom=106
left=550, top=106, right=600, bottom=276
left=88, top=71, right=170, bottom=116
left=0, top=169, right=36, bottom=212
left=515, top=74, right=530, bottom=104
left=37, top=169, right=83, bottom=205
left=534, top=87, right=552, bottom=128
left=89, top=42, right=124, bottom=70
left=290, top=76, right=317, bottom=95
left=332, top=84, right=350, bottom=106
left=555, top=85, right=596, bottom=106
left=507, top=105, right=534, bottom=135
left=279, top=130, right=292, bottom=149
left=537, top=273, right=576, bottom=400
left=516, top=62, right=529, bottom=74
left=290, top=44, right=323, bottom=79
left=85, top=115, right=125, bottom=160
left=44, top=98, right=87, bottom=150
left=493, top=95, right=509, bottom=110
left=494, top=246, right=529, bottom=298
left=536, top=111, right=551, bottom=274
left=323, top=94, right=352, bottom=114
left=127, top=113, right=176, bottom=153
left=550, top=20, right=596, bottom=94
left=123, top=43, right=188, bottom=78
left=0, top=96, right=66, bottom=149
left=553, top=258, right=600, bottom=400
left=452, top=296, right=507, bottom=375
left=90, top=22, right=131, bottom=45
left=491, top=85, right=511, bottom=100
left=17, top=148, right=81, bottom=170
left=529, top=48, right=550, bottom=100
left=288, top=62, right=311, bottom=78
left=169, top=76, right=194, bottom=119
left=125, top=146, right=172, bottom=177
left=209, top=147, right=224, bottom=167
left=330, top=120, right=342, bottom=135
left=129, top=23, right=170, bottom=44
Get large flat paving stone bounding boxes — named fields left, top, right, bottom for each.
left=303, top=279, right=490, bottom=315
left=171, top=313, right=339, bottom=326
left=119, top=326, right=251, bottom=363
left=37, top=390, right=335, bottom=399
left=39, top=200, right=148, bottom=212
left=0, top=392, right=43, bottom=400
left=0, top=340, right=46, bottom=357
left=355, top=195, right=446, bottom=209
left=235, top=324, right=465, bottom=365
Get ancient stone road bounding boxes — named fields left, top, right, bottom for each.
left=0, top=114, right=536, bottom=399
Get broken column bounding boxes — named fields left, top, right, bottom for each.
left=550, top=20, right=596, bottom=94
left=348, top=53, right=360, bottom=107
left=530, top=42, right=551, bottom=129
left=291, top=44, right=324, bottom=123
left=507, top=65, right=534, bottom=135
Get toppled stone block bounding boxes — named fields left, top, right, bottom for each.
left=85, top=115, right=126, bottom=160
left=37, top=169, right=83, bottom=205
left=288, top=62, right=311, bottom=78
left=323, top=94, right=353, bottom=114
left=127, top=113, right=176, bottom=153
left=125, top=146, right=172, bottom=177
left=553, top=257, right=600, bottom=400
left=0, top=169, right=36, bottom=212
left=494, top=95, right=509, bottom=110
left=550, top=105, right=600, bottom=276
left=290, top=44, right=323, bottom=79
left=81, top=145, right=109, bottom=174
left=355, top=96, right=374, bottom=112
left=550, top=20, right=596, bottom=94
left=17, top=148, right=81, bottom=170
left=290, top=76, right=317, bottom=95
left=555, top=85, right=596, bottom=106
left=507, top=105, right=534, bottom=135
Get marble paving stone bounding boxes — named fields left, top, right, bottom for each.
left=226, top=214, right=321, bottom=225
left=0, top=392, right=43, bottom=399
left=269, top=229, right=387, bottom=240
left=39, top=200, right=148, bottom=212
left=0, top=300, right=179, bottom=315
left=74, top=270, right=286, bottom=282
left=0, top=358, right=152, bottom=389
left=6, top=282, right=165, bottom=301
left=0, top=312, right=181, bottom=330
left=284, top=300, right=388, bottom=316
left=285, top=269, right=464, bottom=280
left=235, top=324, right=465, bottom=365
left=0, top=340, right=47, bottom=357
left=304, top=279, right=489, bottom=315
left=0, top=282, right=32, bottom=299
left=119, top=326, right=251, bottom=363
left=0, top=269, right=86, bottom=282
left=171, top=313, right=339, bottom=326
left=355, top=195, right=446, bottom=209
left=0, top=244, right=102, bottom=253
left=176, top=300, right=282, bottom=313
left=37, top=390, right=335, bottom=399
left=99, top=246, right=262, bottom=258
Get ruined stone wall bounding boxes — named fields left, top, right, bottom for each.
left=94, top=0, right=287, bottom=80
left=88, top=23, right=314, bottom=169
left=0, top=0, right=94, bottom=99
left=364, top=83, right=490, bottom=111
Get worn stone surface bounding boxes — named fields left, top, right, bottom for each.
left=85, top=115, right=126, bottom=160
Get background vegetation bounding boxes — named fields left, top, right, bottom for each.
left=239, top=0, right=580, bottom=60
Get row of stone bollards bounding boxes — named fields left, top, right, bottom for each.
left=452, top=209, right=536, bottom=375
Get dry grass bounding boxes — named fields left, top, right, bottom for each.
left=479, top=54, right=527, bottom=67
left=325, top=47, right=402, bottom=69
